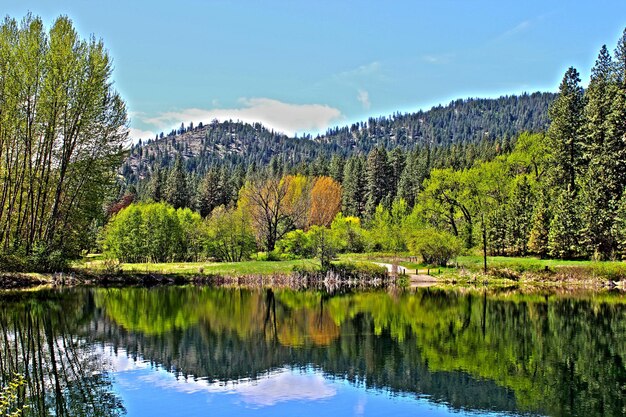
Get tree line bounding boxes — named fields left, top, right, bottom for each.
left=0, top=14, right=127, bottom=271
left=110, top=29, right=626, bottom=263
left=122, top=92, right=553, bottom=184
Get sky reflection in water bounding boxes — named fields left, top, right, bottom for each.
left=106, top=347, right=519, bottom=417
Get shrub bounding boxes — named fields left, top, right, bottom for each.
left=330, top=261, right=388, bottom=279
left=330, top=214, right=366, bottom=253
left=0, top=253, right=26, bottom=272
left=408, top=228, right=461, bottom=267
left=102, top=202, right=205, bottom=263
left=204, top=206, right=256, bottom=262
left=275, top=230, right=313, bottom=258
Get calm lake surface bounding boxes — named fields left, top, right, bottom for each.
left=0, top=286, right=624, bottom=417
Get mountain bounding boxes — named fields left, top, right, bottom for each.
left=122, top=92, right=555, bottom=182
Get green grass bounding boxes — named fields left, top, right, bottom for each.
left=457, top=255, right=625, bottom=272
left=79, top=258, right=320, bottom=276
left=337, top=252, right=454, bottom=276
left=75, top=252, right=626, bottom=282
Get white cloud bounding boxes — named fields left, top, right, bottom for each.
left=140, top=98, right=343, bottom=137
left=129, top=127, right=157, bottom=142
left=357, top=89, right=370, bottom=109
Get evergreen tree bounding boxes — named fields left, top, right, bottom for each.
left=342, top=156, right=367, bottom=218
left=579, top=45, right=623, bottom=258
left=364, top=147, right=390, bottom=218
left=328, top=155, right=345, bottom=183
left=548, top=190, right=581, bottom=259
left=528, top=195, right=550, bottom=258
left=147, top=167, right=164, bottom=202
left=547, top=67, right=585, bottom=193
left=165, top=156, right=189, bottom=209
left=197, top=168, right=222, bottom=217
left=506, top=176, right=534, bottom=256
left=398, top=149, right=429, bottom=207
left=388, top=148, right=406, bottom=201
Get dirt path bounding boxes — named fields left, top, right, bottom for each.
left=372, top=262, right=439, bottom=287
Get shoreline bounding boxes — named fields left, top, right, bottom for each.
left=1, top=268, right=625, bottom=292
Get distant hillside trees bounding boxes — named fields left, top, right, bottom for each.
left=121, top=92, right=553, bottom=186
left=0, top=14, right=127, bottom=270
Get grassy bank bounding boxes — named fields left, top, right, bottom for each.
left=337, top=252, right=626, bottom=286
left=3, top=253, right=626, bottom=290
left=75, top=257, right=321, bottom=276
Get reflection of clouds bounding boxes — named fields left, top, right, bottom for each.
left=103, top=346, right=337, bottom=408
left=98, top=346, right=149, bottom=372
left=236, top=371, right=336, bottom=406
left=136, top=369, right=337, bottom=407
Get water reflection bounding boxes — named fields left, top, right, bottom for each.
left=0, top=290, right=124, bottom=416
left=1, top=286, right=625, bottom=416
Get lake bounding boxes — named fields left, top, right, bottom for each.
left=0, top=286, right=624, bottom=416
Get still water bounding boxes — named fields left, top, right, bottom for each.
left=0, top=286, right=624, bottom=416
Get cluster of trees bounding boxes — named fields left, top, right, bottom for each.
left=0, top=15, right=127, bottom=270
left=103, top=203, right=203, bottom=262
left=103, top=174, right=344, bottom=263
left=122, top=93, right=552, bottom=185
left=414, top=31, right=626, bottom=261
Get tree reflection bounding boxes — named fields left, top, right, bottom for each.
left=0, top=290, right=125, bottom=417
left=92, top=287, right=626, bottom=416
left=1, top=286, right=625, bottom=417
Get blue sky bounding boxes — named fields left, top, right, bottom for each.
left=4, top=1, right=626, bottom=139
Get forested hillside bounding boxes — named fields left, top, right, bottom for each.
left=122, top=92, right=554, bottom=183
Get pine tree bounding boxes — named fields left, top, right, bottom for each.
left=506, top=176, right=534, bottom=256
left=164, top=156, right=189, bottom=209
left=342, top=156, right=367, bottom=218
left=388, top=148, right=405, bottom=201
left=328, top=155, right=345, bottom=183
left=197, top=168, right=222, bottom=217
left=547, top=67, right=584, bottom=193
left=548, top=190, right=581, bottom=259
left=147, top=167, right=164, bottom=202
left=528, top=195, right=550, bottom=258
left=398, top=148, right=429, bottom=207
left=579, top=45, right=623, bottom=258
left=364, top=147, right=390, bottom=218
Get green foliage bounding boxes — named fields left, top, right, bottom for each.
left=205, top=206, right=257, bottom=262
left=275, top=230, right=313, bottom=259
left=527, top=196, right=551, bottom=258
left=308, top=226, right=340, bottom=270
left=408, top=228, right=462, bottom=267
left=0, top=14, right=127, bottom=266
left=102, top=202, right=204, bottom=262
left=366, top=199, right=411, bottom=252
left=164, top=156, right=190, bottom=209
left=0, top=374, right=27, bottom=417
left=330, top=261, right=388, bottom=278
left=330, top=213, right=366, bottom=253
left=548, top=190, right=581, bottom=259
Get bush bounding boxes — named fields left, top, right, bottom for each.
left=204, top=206, right=256, bottom=262
left=408, top=228, right=461, bottom=267
left=330, top=214, right=366, bottom=253
left=330, top=261, right=388, bottom=279
left=0, top=253, right=26, bottom=272
left=275, top=230, right=313, bottom=258
left=28, top=244, right=67, bottom=272
left=102, top=202, right=205, bottom=263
